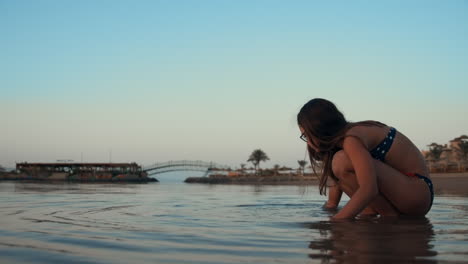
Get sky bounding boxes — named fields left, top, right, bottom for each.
left=1, top=0, right=467, bottom=169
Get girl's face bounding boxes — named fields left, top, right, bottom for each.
left=299, top=126, right=319, bottom=152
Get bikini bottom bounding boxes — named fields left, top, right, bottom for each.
left=405, top=172, right=434, bottom=209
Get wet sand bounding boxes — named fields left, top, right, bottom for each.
left=430, top=172, right=468, bottom=196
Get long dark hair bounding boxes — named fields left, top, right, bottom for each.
left=297, top=98, right=385, bottom=195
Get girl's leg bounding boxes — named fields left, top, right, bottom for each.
left=333, top=157, right=400, bottom=216
left=331, top=150, right=431, bottom=216
left=331, top=151, right=398, bottom=216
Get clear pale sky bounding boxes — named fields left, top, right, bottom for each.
left=1, top=1, right=467, bottom=169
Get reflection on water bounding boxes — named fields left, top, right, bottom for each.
left=6, top=181, right=141, bottom=194
left=0, top=181, right=467, bottom=263
left=307, top=217, right=436, bottom=263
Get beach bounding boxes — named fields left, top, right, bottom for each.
left=431, top=172, right=468, bottom=196
left=185, top=172, right=468, bottom=194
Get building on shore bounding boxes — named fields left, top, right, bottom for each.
left=422, top=135, right=468, bottom=173
left=1, top=162, right=157, bottom=182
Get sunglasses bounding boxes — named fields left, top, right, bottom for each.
left=300, top=133, right=308, bottom=142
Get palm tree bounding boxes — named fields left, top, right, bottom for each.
left=273, top=164, right=280, bottom=176
left=247, top=149, right=270, bottom=175
left=427, top=143, right=444, bottom=161
left=298, top=160, right=307, bottom=176
left=455, top=136, right=468, bottom=171
left=456, top=136, right=468, bottom=159
left=427, top=143, right=444, bottom=172
left=240, top=163, right=246, bottom=175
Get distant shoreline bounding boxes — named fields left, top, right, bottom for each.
left=0, top=173, right=158, bottom=183
left=430, top=172, right=468, bottom=178
left=185, top=173, right=318, bottom=185
left=0, top=162, right=158, bottom=183
left=1, top=172, right=467, bottom=195
left=184, top=172, right=468, bottom=196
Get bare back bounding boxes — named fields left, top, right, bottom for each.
left=345, top=125, right=429, bottom=178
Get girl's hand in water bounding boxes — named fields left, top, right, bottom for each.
left=323, top=201, right=338, bottom=210
left=330, top=215, right=353, bottom=222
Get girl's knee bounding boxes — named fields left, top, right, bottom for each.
left=331, top=150, right=352, bottom=179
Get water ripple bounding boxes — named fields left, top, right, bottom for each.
left=0, top=181, right=467, bottom=263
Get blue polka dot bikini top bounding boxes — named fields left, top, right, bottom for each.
left=369, top=127, right=396, bottom=161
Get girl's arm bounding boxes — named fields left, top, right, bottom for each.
left=332, top=136, right=378, bottom=220
left=324, top=184, right=342, bottom=209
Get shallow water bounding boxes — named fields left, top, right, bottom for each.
left=0, top=181, right=467, bottom=264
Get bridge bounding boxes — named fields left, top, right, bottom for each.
left=143, top=160, right=231, bottom=176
